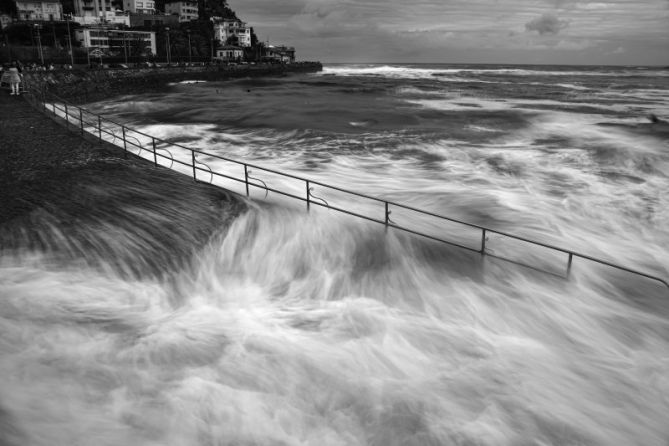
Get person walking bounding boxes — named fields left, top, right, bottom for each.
left=7, top=61, right=22, bottom=96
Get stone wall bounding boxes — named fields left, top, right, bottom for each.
left=22, top=62, right=323, bottom=103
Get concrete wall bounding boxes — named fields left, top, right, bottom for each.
left=22, top=62, right=323, bottom=103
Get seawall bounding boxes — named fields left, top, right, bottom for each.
left=0, top=71, right=250, bottom=279
left=22, top=61, right=323, bottom=103
left=2, top=61, right=322, bottom=276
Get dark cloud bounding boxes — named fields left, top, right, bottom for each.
left=525, top=14, right=569, bottom=35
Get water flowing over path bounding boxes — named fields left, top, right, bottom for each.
left=2, top=65, right=669, bottom=445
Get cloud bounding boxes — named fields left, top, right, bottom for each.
left=525, top=13, right=569, bottom=35
left=289, top=3, right=379, bottom=38
left=229, top=0, right=669, bottom=64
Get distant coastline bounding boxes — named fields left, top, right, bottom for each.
left=22, top=62, right=323, bottom=104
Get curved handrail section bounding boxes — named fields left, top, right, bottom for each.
left=193, top=156, right=214, bottom=183
left=308, top=186, right=329, bottom=208
left=27, top=89, right=669, bottom=290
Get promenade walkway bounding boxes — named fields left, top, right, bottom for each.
left=0, top=90, right=244, bottom=277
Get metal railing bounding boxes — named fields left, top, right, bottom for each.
left=24, top=89, right=669, bottom=289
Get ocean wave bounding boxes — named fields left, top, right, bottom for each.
left=322, top=64, right=669, bottom=79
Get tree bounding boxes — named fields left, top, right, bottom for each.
left=60, top=0, right=75, bottom=15
left=250, top=27, right=258, bottom=46
left=225, top=34, right=238, bottom=46
left=0, top=0, right=17, bottom=15
left=199, top=0, right=237, bottom=20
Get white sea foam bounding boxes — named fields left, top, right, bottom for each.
left=322, top=65, right=669, bottom=79
left=2, top=206, right=668, bottom=445
left=170, top=79, right=208, bottom=85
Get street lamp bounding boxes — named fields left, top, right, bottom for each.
left=122, top=32, right=128, bottom=64
left=4, top=32, right=11, bottom=61
left=65, top=14, right=74, bottom=66
left=164, top=27, right=171, bottom=64
left=186, top=30, right=192, bottom=64
left=34, top=24, right=44, bottom=66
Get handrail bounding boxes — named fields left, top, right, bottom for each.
left=28, top=89, right=669, bottom=290
left=124, top=134, right=147, bottom=156
left=193, top=156, right=214, bottom=183
left=308, top=186, right=329, bottom=208
left=247, top=169, right=269, bottom=198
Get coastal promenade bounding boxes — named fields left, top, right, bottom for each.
left=0, top=90, right=245, bottom=277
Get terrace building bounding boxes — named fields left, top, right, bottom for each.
left=15, top=0, right=63, bottom=21
left=215, top=45, right=242, bottom=61
left=1, top=13, right=12, bottom=28
left=164, top=0, right=197, bottom=22
left=128, top=12, right=177, bottom=27
left=75, top=27, right=156, bottom=55
left=213, top=19, right=250, bottom=47
left=72, top=0, right=129, bottom=25
left=123, top=0, right=155, bottom=14
left=266, top=45, right=295, bottom=63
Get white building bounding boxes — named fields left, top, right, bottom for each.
left=164, top=0, right=197, bottom=22
left=123, top=0, right=155, bottom=14
left=72, top=0, right=129, bottom=25
left=213, top=19, right=251, bottom=47
left=15, top=0, right=63, bottom=21
left=215, top=45, right=243, bottom=61
left=75, top=28, right=156, bottom=55
left=266, top=45, right=295, bottom=63
left=72, top=12, right=130, bottom=26
left=0, top=13, right=12, bottom=28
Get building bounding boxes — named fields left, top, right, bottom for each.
left=123, top=0, right=155, bottom=14
left=164, top=0, right=197, bottom=22
left=75, top=27, right=156, bottom=55
left=15, top=0, right=63, bottom=21
left=72, top=0, right=129, bottom=25
left=214, top=45, right=242, bottom=61
left=266, top=45, right=295, bottom=63
left=73, top=0, right=108, bottom=19
left=72, top=12, right=130, bottom=26
left=213, top=19, right=250, bottom=47
left=0, top=13, right=12, bottom=29
left=128, top=12, right=177, bottom=27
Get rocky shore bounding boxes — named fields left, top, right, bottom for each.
left=22, top=62, right=323, bottom=103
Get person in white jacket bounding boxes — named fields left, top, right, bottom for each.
left=7, top=61, right=22, bottom=95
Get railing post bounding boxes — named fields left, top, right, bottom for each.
left=191, top=150, right=196, bottom=180
left=244, top=164, right=250, bottom=196
left=567, top=253, right=573, bottom=278
left=385, top=202, right=390, bottom=226
left=480, top=229, right=486, bottom=254
left=79, top=108, right=84, bottom=135
left=121, top=126, right=127, bottom=156
left=306, top=180, right=310, bottom=211
left=98, top=116, right=102, bottom=141
left=152, top=138, right=158, bottom=166
left=64, top=103, right=68, bottom=129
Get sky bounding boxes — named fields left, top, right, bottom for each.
left=231, top=0, right=669, bottom=65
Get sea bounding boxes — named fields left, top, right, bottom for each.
left=2, top=64, right=669, bottom=445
